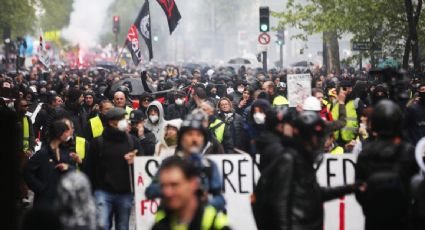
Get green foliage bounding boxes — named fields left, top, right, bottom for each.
left=39, top=0, right=73, bottom=31
left=274, top=0, right=420, bottom=64
left=0, top=0, right=36, bottom=37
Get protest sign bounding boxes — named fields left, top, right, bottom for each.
left=134, top=154, right=364, bottom=230
left=287, top=73, right=312, bottom=107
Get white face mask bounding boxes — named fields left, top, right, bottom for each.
left=227, top=87, right=234, bottom=94
left=175, top=98, right=184, bottom=105
left=65, top=135, right=72, bottom=142
left=117, top=119, right=128, bottom=132
left=237, top=87, right=244, bottom=93
left=149, top=115, right=159, bottom=123
left=253, top=112, right=266, bottom=125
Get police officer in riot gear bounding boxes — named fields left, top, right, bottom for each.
left=253, top=111, right=362, bottom=230
left=355, top=100, right=418, bottom=230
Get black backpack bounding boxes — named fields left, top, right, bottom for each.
left=363, top=144, right=410, bottom=221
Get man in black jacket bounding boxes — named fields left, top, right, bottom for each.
left=34, top=90, right=62, bottom=143
left=84, top=108, right=142, bottom=230
left=404, top=83, right=425, bottom=145
left=356, top=100, right=418, bottom=230
left=129, top=110, right=156, bottom=156
left=165, top=91, right=189, bottom=120
left=54, top=88, right=87, bottom=137
left=253, top=111, right=361, bottom=230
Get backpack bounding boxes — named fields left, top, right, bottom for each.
left=363, top=144, right=410, bottom=221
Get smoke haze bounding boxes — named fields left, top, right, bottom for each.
left=61, top=0, right=115, bottom=49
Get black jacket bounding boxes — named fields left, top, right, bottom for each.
left=253, top=139, right=355, bottom=230
left=355, top=139, right=418, bottom=229
left=55, top=104, right=88, bottom=137
left=137, top=128, right=156, bottom=156
left=84, top=127, right=142, bottom=194
left=24, top=145, right=76, bottom=207
left=404, top=103, right=425, bottom=145
left=256, top=130, right=285, bottom=173
left=217, top=112, right=244, bottom=150
left=165, top=103, right=189, bottom=120
left=34, top=104, right=56, bottom=143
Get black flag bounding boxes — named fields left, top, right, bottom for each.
left=135, top=0, right=153, bottom=60
left=156, top=0, right=181, bottom=34
left=125, top=25, right=142, bottom=66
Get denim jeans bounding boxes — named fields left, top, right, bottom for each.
left=94, top=190, right=133, bottom=230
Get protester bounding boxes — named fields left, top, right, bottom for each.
left=151, top=156, right=231, bottom=230
left=129, top=110, right=157, bottom=156
left=404, top=82, right=425, bottom=145
left=146, top=113, right=226, bottom=211
left=24, top=119, right=77, bottom=207
left=154, top=119, right=182, bottom=157
left=113, top=90, right=133, bottom=119
left=15, top=98, right=35, bottom=206
left=84, top=99, right=114, bottom=142
left=355, top=100, right=418, bottom=230
left=34, top=90, right=63, bottom=143
left=84, top=108, right=143, bottom=230
left=55, top=172, right=97, bottom=230
left=252, top=111, right=364, bottom=230
left=54, top=88, right=87, bottom=137
left=144, top=100, right=166, bottom=142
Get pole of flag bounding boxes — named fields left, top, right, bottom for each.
left=114, top=43, right=126, bottom=66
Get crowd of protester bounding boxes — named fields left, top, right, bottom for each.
left=2, top=62, right=425, bottom=230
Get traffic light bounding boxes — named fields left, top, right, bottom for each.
left=276, top=29, right=285, bottom=46
left=113, top=16, right=120, bottom=34
left=259, top=7, right=270, bottom=32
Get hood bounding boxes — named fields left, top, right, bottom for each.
left=145, top=100, right=166, bottom=140
left=55, top=172, right=96, bottom=230
left=159, top=119, right=183, bottom=148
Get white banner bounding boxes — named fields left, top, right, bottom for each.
left=134, top=154, right=364, bottom=230
left=287, top=73, right=312, bottom=107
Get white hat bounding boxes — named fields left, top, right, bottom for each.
left=303, top=96, right=321, bottom=111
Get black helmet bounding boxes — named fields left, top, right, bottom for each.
left=177, top=113, right=210, bottom=151
left=265, top=105, right=293, bottom=131
left=293, top=111, right=328, bottom=162
left=293, top=111, right=328, bottom=141
left=371, top=99, right=403, bottom=138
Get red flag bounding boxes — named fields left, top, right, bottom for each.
left=126, top=25, right=143, bottom=66
left=156, top=0, right=181, bottom=34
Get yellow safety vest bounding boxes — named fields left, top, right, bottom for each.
left=23, top=116, right=30, bottom=151
left=209, top=119, right=225, bottom=143
left=331, top=100, right=359, bottom=142
left=272, top=95, right=289, bottom=106
left=125, top=106, right=133, bottom=120
left=90, top=116, right=104, bottom=138
left=330, top=146, right=344, bottom=154
left=75, top=136, right=86, bottom=160
left=155, top=205, right=229, bottom=230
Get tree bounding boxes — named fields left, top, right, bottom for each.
left=274, top=0, right=350, bottom=74
left=404, top=0, right=423, bottom=71
left=274, top=0, right=423, bottom=71
left=39, top=0, right=73, bottom=31
left=0, top=0, right=36, bottom=38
